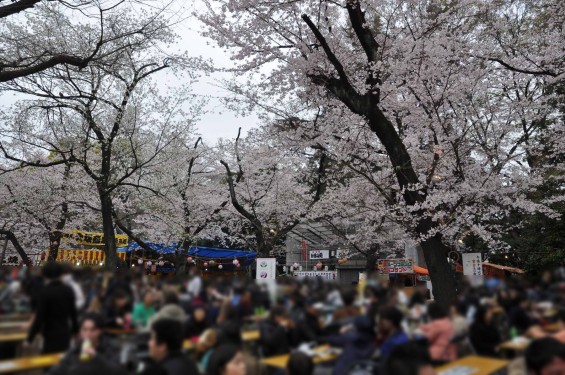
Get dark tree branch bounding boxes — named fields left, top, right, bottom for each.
left=0, top=0, right=41, bottom=19
left=0, top=229, right=32, bottom=266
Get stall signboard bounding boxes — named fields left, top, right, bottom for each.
left=52, top=249, right=127, bottom=265
left=377, top=258, right=414, bottom=274
left=294, top=271, right=338, bottom=280
left=309, top=250, right=330, bottom=260
left=256, top=258, right=277, bottom=280
left=462, top=253, right=483, bottom=276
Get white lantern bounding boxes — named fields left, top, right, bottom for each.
left=218, top=264, right=223, bottom=270
left=232, top=259, right=239, bottom=266
left=146, top=260, right=152, bottom=267
left=137, top=259, right=143, bottom=265
left=158, top=260, right=164, bottom=267
left=187, top=256, right=193, bottom=263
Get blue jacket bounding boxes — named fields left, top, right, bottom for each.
left=379, top=330, right=409, bottom=359
left=326, top=330, right=375, bottom=375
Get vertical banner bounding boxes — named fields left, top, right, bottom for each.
left=301, top=240, right=307, bottom=261
left=256, top=258, right=277, bottom=280
left=462, top=253, right=483, bottom=276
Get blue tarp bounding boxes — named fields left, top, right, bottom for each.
left=188, top=246, right=256, bottom=266
left=117, top=243, right=256, bottom=265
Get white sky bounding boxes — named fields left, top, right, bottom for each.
left=160, top=1, right=261, bottom=143
left=0, top=1, right=262, bottom=144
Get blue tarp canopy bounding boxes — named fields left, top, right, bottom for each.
left=188, top=246, right=256, bottom=266
left=117, top=243, right=256, bottom=265
left=117, top=242, right=177, bottom=254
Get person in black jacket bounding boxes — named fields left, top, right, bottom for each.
left=259, top=306, right=298, bottom=357
left=47, top=313, right=121, bottom=375
left=103, top=289, right=131, bottom=329
left=469, top=305, right=502, bottom=357
left=26, top=262, right=78, bottom=354
left=140, top=318, right=199, bottom=375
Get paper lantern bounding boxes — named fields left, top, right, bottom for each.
left=187, top=257, right=193, bottom=263
left=137, top=259, right=143, bottom=265
left=316, top=262, right=323, bottom=270
left=209, top=260, right=216, bottom=267
left=203, top=262, right=208, bottom=267
left=236, top=263, right=240, bottom=268
left=158, top=260, right=164, bottom=267
left=232, top=259, right=239, bottom=266
left=218, top=265, right=223, bottom=270
left=292, top=262, right=299, bottom=270
left=146, top=260, right=152, bottom=267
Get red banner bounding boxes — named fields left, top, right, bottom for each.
left=301, top=240, right=307, bottom=260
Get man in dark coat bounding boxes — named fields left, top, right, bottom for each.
left=139, top=318, right=199, bottom=375
left=26, top=262, right=78, bottom=354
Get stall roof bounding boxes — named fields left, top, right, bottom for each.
left=417, top=262, right=526, bottom=275
left=482, top=262, right=525, bottom=274
left=413, top=265, right=429, bottom=275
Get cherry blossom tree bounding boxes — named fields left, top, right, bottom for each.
left=0, top=160, right=98, bottom=264
left=0, top=0, right=170, bottom=83
left=0, top=9, right=202, bottom=269
left=198, top=0, right=565, bottom=305
left=217, top=126, right=328, bottom=256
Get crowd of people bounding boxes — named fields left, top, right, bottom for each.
left=1, top=262, right=565, bottom=375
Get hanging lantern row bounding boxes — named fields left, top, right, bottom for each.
left=192, top=257, right=242, bottom=270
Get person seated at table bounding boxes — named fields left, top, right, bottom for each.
left=450, top=302, right=469, bottom=337
left=324, top=315, right=376, bottom=375
left=149, top=291, right=187, bottom=326
left=469, top=305, right=502, bottom=357
left=139, top=318, right=199, bottom=375
left=525, top=337, right=565, bottom=375
left=289, top=292, right=323, bottom=343
left=103, top=289, right=131, bottom=329
left=527, top=310, right=565, bottom=343
left=378, top=307, right=409, bottom=359
left=195, top=328, right=218, bottom=373
left=381, top=342, right=436, bottom=375
left=509, top=294, right=537, bottom=334
left=259, top=305, right=298, bottom=357
left=132, top=290, right=157, bottom=330
left=418, top=302, right=456, bottom=364
left=207, top=344, right=247, bottom=375
left=47, top=313, right=121, bottom=375
left=185, top=305, right=210, bottom=338
left=407, top=290, right=427, bottom=322
left=286, top=351, right=314, bottom=375
left=332, top=288, right=361, bottom=322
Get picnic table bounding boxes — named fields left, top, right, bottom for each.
left=0, top=332, right=26, bottom=343
left=437, top=355, right=509, bottom=375
left=498, top=337, right=531, bottom=353
left=0, top=322, right=28, bottom=330
left=0, top=353, right=63, bottom=374
left=261, top=345, right=340, bottom=369
left=183, top=329, right=261, bottom=351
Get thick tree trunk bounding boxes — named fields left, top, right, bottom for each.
left=47, top=232, right=62, bottom=261
left=99, top=190, right=118, bottom=270
left=419, top=234, right=458, bottom=308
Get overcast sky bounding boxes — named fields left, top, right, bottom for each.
left=161, top=2, right=261, bottom=143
